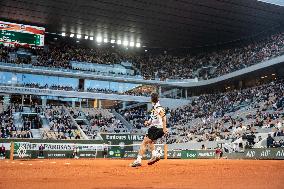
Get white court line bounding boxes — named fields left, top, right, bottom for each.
left=50, top=162, right=56, bottom=164
left=65, top=163, right=70, bottom=165
left=19, top=163, right=23, bottom=165
left=28, top=164, right=32, bottom=165
left=11, top=162, right=15, bottom=164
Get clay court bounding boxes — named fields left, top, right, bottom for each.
left=0, top=159, right=283, bottom=189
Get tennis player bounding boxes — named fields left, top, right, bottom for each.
left=130, top=92, right=167, bottom=167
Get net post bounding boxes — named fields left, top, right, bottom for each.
left=164, top=144, right=168, bottom=160
left=10, top=142, right=14, bottom=161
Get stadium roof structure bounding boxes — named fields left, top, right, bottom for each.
left=1, top=0, right=284, bottom=48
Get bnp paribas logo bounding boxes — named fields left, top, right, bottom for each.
left=17, top=145, right=27, bottom=158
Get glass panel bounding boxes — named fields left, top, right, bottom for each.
left=0, top=71, right=78, bottom=88
left=85, top=79, right=141, bottom=93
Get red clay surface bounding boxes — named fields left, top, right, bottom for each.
left=0, top=159, right=283, bottom=189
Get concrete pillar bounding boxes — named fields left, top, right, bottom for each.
left=158, top=86, right=162, bottom=97
left=185, top=89, right=188, bottom=99
left=3, top=95, right=11, bottom=110
left=21, top=95, right=24, bottom=106
left=79, top=99, right=82, bottom=108
left=147, top=103, right=152, bottom=111
left=98, top=100, right=102, bottom=109
left=72, top=100, right=75, bottom=108
left=93, top=99, right=98, bottom=108
left=11, top=73, right=17, bottom=86
left=122, top=102, right=127, bottom=110
left=41, top=97, right=47, bottom=107
left=239, top=80, right=243, bottom=89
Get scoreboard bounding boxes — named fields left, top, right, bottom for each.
left=0, top=21, right=45, bottom=46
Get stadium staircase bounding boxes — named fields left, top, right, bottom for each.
left=111, top=110, right=132, bottom=131
left=13, top=112, right=23, bottom=128
left=30, top=129, right=41, bottom=139
left=63, top=106, right=89, bottom=139
left=38, top=113, right=50, bottom=138
left=0, top=102, right=3, bottom=113
left=40, top=115, right=50, bottom=130
left=76, top=110, right=92, bottom=128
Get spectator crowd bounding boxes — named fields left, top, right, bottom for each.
left=0, top=32, right=283, bottom=80
left=120, top=80, right=284, bottom=146
left=1, top=77, right=284, bottom=147
left=0, top=104, right=33, bottom=139
left=1, top=30, right=284, bottom=146
left=43, top=106, right=82, bottom=139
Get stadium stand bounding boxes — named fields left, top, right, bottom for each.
left=1, top=1, right=284, bottom=188
left=119, top=107, right=148, bottom=134
left=1, top=32, right=283, bottom=80
left=42, top=106, right=82, bottom=140
left=1, top=78, right=283, bottom=148
left=119, top=79, right=284, bottom=149
left=0, top=104, right=34, bottom=139
left=0, top=23, right=284, bottom=148
left=67, top=107, right=128, bottom=139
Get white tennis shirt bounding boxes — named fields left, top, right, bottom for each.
left=149, top=102, right=165, bottom=128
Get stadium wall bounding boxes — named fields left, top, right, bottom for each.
left=1, top=140, right=284, bottom=160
